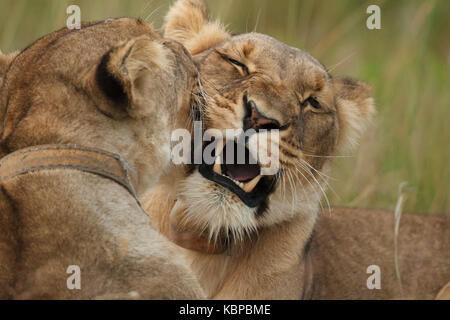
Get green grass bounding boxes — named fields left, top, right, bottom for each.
left=0, top=0, right=448, bottom=214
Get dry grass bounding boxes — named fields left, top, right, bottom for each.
left=0, top=0, right=448, bottom=215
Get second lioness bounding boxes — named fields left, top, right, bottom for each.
left=0, top=18, right=203, bottom=299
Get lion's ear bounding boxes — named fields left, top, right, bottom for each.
left=333, top=77, right=375, bottom=152
left=163, top=0, right=230, bottom=54
left=95, top=35, right=174, bottom=119
left=0, top=50, right=19, bottom=88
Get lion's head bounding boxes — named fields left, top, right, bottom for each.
left=0, top=18, right=198, bottom=194
left=150, top=0, right=375, bottom=248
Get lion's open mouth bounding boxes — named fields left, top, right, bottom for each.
left=199, top=140, right=276, bottom=208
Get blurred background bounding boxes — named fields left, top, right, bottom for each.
left=0, top=0, right=448, bottom=215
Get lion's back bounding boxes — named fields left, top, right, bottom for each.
left=310, top=207, right=450, bottom=299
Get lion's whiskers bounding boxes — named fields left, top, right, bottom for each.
left=144, top=5, right=163, bottom=25
left=298, top=158, right=336, bottom=181
left=285, top=170, right=297, bottom=212
left=302, top=151, right=354, bottom=159
left=293, top=162, right=332, bottom=215
left=297, top=158, right=340, bottom=200
left=291, top=166, right=325, bottom=213
left=138, top=0, right=154, bottom=20
left=326, top=51, right=356, bottom=74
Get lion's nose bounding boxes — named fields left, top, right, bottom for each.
left=243, top=94, right=281, bottom=131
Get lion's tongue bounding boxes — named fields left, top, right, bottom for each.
left=225, top=163, right=260, bottom=182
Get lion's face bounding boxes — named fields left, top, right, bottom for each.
left=177, top=33, right=339, bottom=239
left=163, top=0, right=374, bottom=243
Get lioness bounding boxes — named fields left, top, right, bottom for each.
left=0, top=18, right=204, bottom=299
left=143, top=0, right=450, bottom=299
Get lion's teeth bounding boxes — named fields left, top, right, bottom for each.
left=242, top=175, right=262, bottom=193
left=213, top=156, right=222, bottom=175
left=213, top=139, right=225, bottom=175
left=215, top=139, right=225, bottom=157
left=229, top=177, right=243, bottom=188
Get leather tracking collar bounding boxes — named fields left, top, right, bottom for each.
left=0, top=144, right=139, bottom=199
left=0, top=144, right=228, bottom=254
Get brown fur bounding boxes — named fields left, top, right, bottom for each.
left=310, top=208, right=450, bottom=299
left=0, top=18, right=204, bottom=299
left=143, top=0, right=449, bottom=299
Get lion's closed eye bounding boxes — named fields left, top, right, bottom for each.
left=227, top=57, right=249, bottom=75
left=216, top=50, right=250, bottom=76
left=303, top=97, right=322, bottom=110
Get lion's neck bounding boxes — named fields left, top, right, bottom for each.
left=183, top=213, right=316, bottom=299
left=143, top=185, right=318, bottom=298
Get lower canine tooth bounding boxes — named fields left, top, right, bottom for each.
left=213, top=156, right=222, bottom=175
left=215, top=139, right=225, bottom=155
left=213, top=139, right=224, bottom=175
left=243, top=175, right=262, bottom=193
